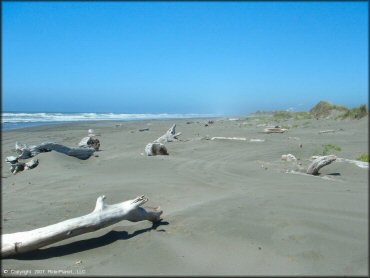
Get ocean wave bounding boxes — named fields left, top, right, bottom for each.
left=2, top=112, right=215, bottom=123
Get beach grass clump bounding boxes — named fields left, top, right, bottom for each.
left=273, top=111, right=293, bottom=121
left=356, top=153, right=369, bottom=162
left=322, top=144, right=341, bottom=155
left=293, top=112, right=312, bottom=120
left=338, top=104, right=368, bottom=120
left=282, top=124, right=299, bottom=129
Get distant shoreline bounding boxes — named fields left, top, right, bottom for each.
left=2, top=112, right=226, bottom=131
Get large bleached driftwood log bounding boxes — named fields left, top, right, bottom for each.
left=306, top=155, right=337, bottom=175
left=2, top=195, right=162, bottom=258
left=15, top=142, right=95, bottom=160
left=154, top=124, right=182, bottom=143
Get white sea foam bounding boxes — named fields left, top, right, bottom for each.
left=2, top=112, right=216, bottom=124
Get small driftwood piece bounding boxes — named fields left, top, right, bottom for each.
left=154, top=124, right=181, bottom=143
left=1, top=195, right=162, bottom=258
left=281, top=154, right=297, bottom=161
left=263, top=127, right=288, bottom=134
left=318, top=129, right=343, bottom=134
left=211, top=137, right=247, bottom=141
left=15, top=142, right=95, bottom=160
left=306, top=155, right=337, bottom=175
left=318, top=129, right=336, bottom=134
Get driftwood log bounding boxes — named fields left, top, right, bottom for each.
left=15, top=142, right=95, bottom=160
left=2, top=195, right=162, bottom=258
left=263, top=127, right=288, bottom=134
left=144, top=124, right=181, bottom=156
left=6, top=140, right=97, bottom=174
left=306, top=155, right=337, bottom=175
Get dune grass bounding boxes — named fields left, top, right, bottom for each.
left=356, top=153, right=369, bottom=162
left=322, top=144, right=342, bottom=155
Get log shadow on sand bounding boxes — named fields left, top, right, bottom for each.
left=6, top=220, right=169, bottom=260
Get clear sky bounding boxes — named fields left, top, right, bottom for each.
left=3, top=1, right=369, bottom=115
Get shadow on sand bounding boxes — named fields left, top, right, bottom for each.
left=7, top=220, right=169, bottom=260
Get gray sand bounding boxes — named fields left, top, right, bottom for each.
left=1, top=116, right=368, bottom=275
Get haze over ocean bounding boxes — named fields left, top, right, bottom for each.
left=3, top=2, right=368, bottom=116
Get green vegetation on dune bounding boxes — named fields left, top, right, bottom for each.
left=357, top=153, right=369, bottom=162
left=337, top=104, right=368, bottom=120
left=272, top=111, right=312, bottom=121
left=251, top=101, right=367, bottom=122
left=309, top=100, right=368, bottom=120
left=322, top=144, right=342, bottom=155
left=309, top=101, right=348, bottom=118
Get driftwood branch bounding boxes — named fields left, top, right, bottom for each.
left=318, top=129, right=343, bottom=134
left=2, top=195, right=162, bottom=258
left=306, top=155, right=337, bottom=175
left=210, top=137, right=247, bottom=141
left=154, top=124, right=181, bottom=143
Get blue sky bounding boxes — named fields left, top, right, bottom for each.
left=3, top=2, right=368, bottom=115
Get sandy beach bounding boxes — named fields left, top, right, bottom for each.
left=1, top=116, right=368, bottom=276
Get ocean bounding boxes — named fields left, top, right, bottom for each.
left=2, top=112, right=218, bottom=130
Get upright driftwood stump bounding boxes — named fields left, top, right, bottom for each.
left=1, top=195, right=162, bottom=258
left=306, top=155, right=337, bottom=175
left=145, top=143, right=169, bottom=156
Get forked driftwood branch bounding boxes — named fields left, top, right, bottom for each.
left=154, top=124, right=182, bottom=143
left=1, top=195, right=162, bottom=258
